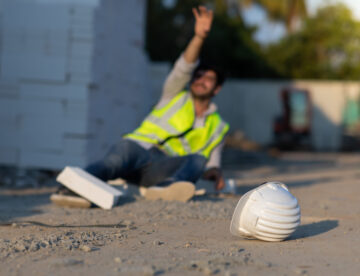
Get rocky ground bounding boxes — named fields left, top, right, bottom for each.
left=0, top=149, right=360, bottom=276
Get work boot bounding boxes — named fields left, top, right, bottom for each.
left=50, top=185, right=92, bottom=208
left=140, top=181, right=195, bottom=202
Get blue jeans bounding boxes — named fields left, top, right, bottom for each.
left=85, top=139, right=207, bottom=187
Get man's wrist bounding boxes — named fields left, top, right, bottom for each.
left=194, top=34, right=207, bottom=41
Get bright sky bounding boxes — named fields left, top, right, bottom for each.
left=243, top=0, right=360, bottom=45
left=307, top=0, right=360, bottom=18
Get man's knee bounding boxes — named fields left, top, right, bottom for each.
left=186, top=154, right=207, bottom=171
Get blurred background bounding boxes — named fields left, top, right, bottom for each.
left=0, top=0, right=359, bottom=184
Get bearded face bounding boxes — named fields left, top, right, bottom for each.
left=190, top=69, right=220, bottom=100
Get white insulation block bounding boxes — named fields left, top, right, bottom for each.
left=56, top=166, right=123, bottom=209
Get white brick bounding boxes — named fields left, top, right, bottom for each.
left=4, top=2, right=70, bottom=31
left=64, top=136, right=89, bottom=155
left=20, top=83, right=89, bottom=101
left=69, top=73, right=92, bottom=84
left=18, top=98, right=64, bottom=116
left=0, top=98, right=21, bottom=117
left=70, top=41, right=94, bottom=58
left=19, top=150, right=86, bottom=170
left=68, top=58, right=92, bottom=75
left=0, top=146, right=18, bottom=165
left=0, top=81, right=19, bottom=98
left=0, top=123, right=19, bottom=148
left=2, top=54, right=67, bottom=81
left=64, top=117, right=88, bottom=134
left=18, top=115, right=64, bottom=150
left=3, top=30, right=68, bottom=56
left=56, top=166, right=123, bottom=209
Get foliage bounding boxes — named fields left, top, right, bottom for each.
left=266, top=3, right=360, bottom=80
left=239, top=0, right=307, bottom=31
left=145, top=0, right=278, bottom=78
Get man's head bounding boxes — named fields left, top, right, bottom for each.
left=190, top=64, right=225, bottom=100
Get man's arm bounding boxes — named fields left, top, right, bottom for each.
left=158, top=6, right=214, bottom=105
left=202, top=142, right=226, bottom=191
left=183, top=6, right=213, bottom=63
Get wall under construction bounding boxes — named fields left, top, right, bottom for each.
left=0, top=0, right=150, bottom=169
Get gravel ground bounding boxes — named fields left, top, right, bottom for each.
left=1, top=151, right=360, bottom=276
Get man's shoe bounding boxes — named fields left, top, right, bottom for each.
left=141, top=181, right=195, bottom=202
left=50, top=186, right=91, bottom=208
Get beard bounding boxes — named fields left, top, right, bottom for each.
left=190, top=85, right=216, bottom=101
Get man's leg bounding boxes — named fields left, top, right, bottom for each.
left=85, top=139, right=152, bottom=182
left=139, top=153, right=207, bottom=187
left=51, top=139, right=151, bottom=207
left=138, top=153, right=207, bottom=202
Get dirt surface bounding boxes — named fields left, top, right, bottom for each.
left=1, top=151, right=360, bottom=276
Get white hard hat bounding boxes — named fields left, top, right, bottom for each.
left=230, top=182, right=300, bottom=242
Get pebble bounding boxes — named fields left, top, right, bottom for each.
left=153, top=240, right=164, bottom=246
left=29, top=242, right=40, bottom=252
left=114, top=257, right=122, bottom=263
left=80, top=245, right=92, bottom=252
left=14, top=243, right=27, bottom=252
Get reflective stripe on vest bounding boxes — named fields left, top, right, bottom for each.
left=125, top=91, right=229, bottom=158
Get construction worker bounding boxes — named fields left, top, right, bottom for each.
left=52, top=6, right=229, bottom=205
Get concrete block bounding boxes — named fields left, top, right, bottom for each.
left=70, top=41, right=94, bottom=58
left=3, top=31, right=68, bottom=56
left=68, top=58, right=92, bottom=75
left=65, top=101, right=88, bottom=118
left=0, top=98, right=21, bottom=118
left=0, top=122, right=19, bottom=148
left=19, top=150, right=86, bottom=170
left=64, top=136, right=89, bottom=155
left=56, top=166, right=123, bottom=209
left=0, top=146, right=18, bottom=165
left=20, top=83, right=89, bottom=101
left=2, top=54, right=67, bottom=81
left=69, top=73, right=92, bottom=84
left=18, top=98, right=63, bottom=116
left=4, top=2, right=69, bottom=31
left=0, top=81, right=19, bottom=98
left=64, top=117, right=88, bottom=134
left=18, top=115, right=64, bottom=150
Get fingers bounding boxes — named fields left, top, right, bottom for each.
left=193, top=5, right=213, bottom=19
left=192, top=7, right=199, bottom=20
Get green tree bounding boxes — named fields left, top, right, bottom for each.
left=266, top=3, right=360, bottom=80
left=145, top=0, right=278, bottom=78
left=239, top=0, right=307, bottom=32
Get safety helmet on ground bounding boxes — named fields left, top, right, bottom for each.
left=230, top=182, right=300, bottom=242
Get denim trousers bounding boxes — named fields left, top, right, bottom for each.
left=85, top=139, right=207, bottom=187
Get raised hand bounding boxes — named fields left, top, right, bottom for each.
left=192, top=6, right=213, bottom=39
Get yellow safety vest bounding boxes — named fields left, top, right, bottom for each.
left=125, top=91, right=229, bottom=159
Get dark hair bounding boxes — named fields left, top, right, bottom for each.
left=191, top=63, right=226, bottom=86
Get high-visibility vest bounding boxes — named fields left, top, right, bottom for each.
left=125, top=91, right=229, bottom=158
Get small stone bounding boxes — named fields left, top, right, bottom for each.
left=203, top=267, right=212, bottom=275
left=153, top=240, right=164, bottom=246
left=80, top=245, right=92, bottom=252
left=29, top=242, right=40, bottom=252
left=14, top=243, right=27, bottom=252
left=114, top=257, right=122, bottom=263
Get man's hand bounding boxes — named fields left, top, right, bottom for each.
left=202, top=167, right=225, bottom=191
left=192, top=6, right=213, bottom=39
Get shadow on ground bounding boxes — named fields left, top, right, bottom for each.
left=291, top=220, right=339, bottom=240
left=222, top=147, right=340, bottom=174
left=0, top=189, right=51, bottom=223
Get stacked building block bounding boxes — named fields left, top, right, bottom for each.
left=0, top=0, right=150, bottom=169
